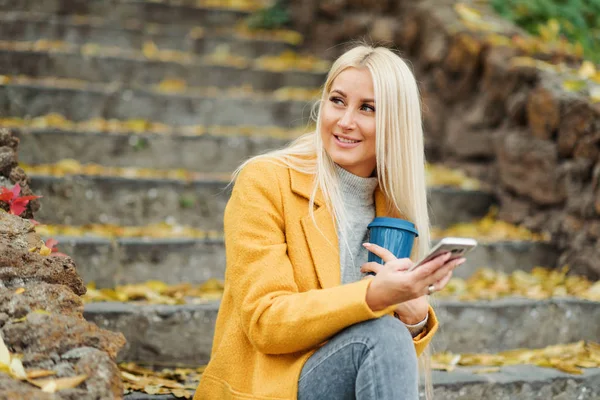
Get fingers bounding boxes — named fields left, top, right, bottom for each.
left=360, top=262, right=382, bottom=275
left=362, top=243, right=397, bottom=263
left=428, top=257, right=464, bottom=285
left=433, top=270, right=453, bottom=291
left=413, top=252, right=452, bottom=279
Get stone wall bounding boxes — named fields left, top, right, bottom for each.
left=0, top=128, right=126, bottom=399
left=289, top=0, right=600, bottom=278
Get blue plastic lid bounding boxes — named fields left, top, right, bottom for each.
left=367, top=217, right=419, bottom=236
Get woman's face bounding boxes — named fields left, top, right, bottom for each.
left=320, top=67, right=377, bottom=178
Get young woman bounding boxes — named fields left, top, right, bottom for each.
left=195, top=44, right=463, bottom=400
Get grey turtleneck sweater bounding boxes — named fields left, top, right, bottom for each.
left=335, top=164, right=428, bottom=336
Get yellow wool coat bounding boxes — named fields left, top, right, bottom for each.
left=195, top=159, right=439, bottom=400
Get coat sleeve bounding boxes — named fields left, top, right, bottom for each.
left=224, top=161, right=436, bottom=355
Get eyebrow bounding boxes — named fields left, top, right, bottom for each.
left=331, top=89, right=375, bottom=103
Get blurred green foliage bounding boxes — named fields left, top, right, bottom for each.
left=246, top=1, right=290, bottom=30
left=491, top=0, right=600, bottom=62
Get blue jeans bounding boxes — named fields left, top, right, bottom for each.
left=297, top=315, right=419, bottom=400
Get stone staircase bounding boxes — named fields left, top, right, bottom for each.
left=1, top=1, right=599, bottom=399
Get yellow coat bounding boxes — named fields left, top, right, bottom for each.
left=195, top=159, right=438, bottom=400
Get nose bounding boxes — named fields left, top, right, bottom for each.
left=337, top=109, right=356, bottom=131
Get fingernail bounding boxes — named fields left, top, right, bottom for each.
left=363, top=243, right=372, bottom=247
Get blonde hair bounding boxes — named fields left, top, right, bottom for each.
left=233, top=44, right=434, bottom=398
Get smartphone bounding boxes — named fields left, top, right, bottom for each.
left=408, top=237, right=477, bottom=272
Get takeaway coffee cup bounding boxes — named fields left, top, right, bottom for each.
left=367, top=217, right=419, bottom=264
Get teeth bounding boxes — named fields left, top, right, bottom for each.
left=337, top=136, right=359, bottom=144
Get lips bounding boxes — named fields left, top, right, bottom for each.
left=334, top=134, right=361, bottom=144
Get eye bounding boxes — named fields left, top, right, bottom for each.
left=329, top=96, right=344, bottom=105
left=361, top=104, right=375, bottom=113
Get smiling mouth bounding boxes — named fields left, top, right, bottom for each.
left=334, top=135, right=361, bottom=144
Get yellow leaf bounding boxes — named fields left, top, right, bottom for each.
left=0, top=334, right=10, bottom=367
left=10, top=357, right=27, bottom=379
left=454, top=3, right=481, bottom=22
left=472, top=367, right=501, bottom=374
left=142, top=41, right=159, bottom=59
left=589, top=87, right=600, bottom=103
left=553, top=362, right=583, bottom=375
left=144, top=385, right=163, bottom=395
left=578, top=61, right=596, bottom=79
left=156, top=79, right=187, bottom=93
left=14, top=288, right=25, bottom=295
left=562, top=80, right=586, bottom=92
left=27, top=370, right=57, bottom=379
left=171, top=388, right=192, bottom=398
left=28, top=247, right=37, bottom=253
left=39, top=245, right=52, bottom=256
left=30, top=374, right=88, bottom=392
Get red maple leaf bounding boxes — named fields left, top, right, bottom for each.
left=45, top=238, right=68, bottom=257
left=0, top=184, right=42, bottom=216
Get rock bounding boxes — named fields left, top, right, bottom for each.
left=505, top=90, right=529, bottom=126
left=558, top=101, right=597, bottom=157
left=482, top=47, right=533, bottom=104
left=526, top=86, right=560, bottom=140
left=417, top=13, right=448, bottom=68
left=0, top=127, right=19, bottom=151
left=0, top=241, right=86, bottom=296
left=437, top=34, right=482, bottom=101
left=341, top=12, right=373, bottom=39
left=0, top=146, right=16, bottom=176
left=446, top=121, right=496, bottom=159
left=0, top=375, right=54, bottom=400
left=395, top=14, right=419, bottom=53
left=422, top=91, right=447, bottom=159
left=370, top=17, right=397, bottom=44
left=318, top=0, right=346, bottom=17
left=3, top=312, right=125, bottom=361
left=0, top=212, right=39, bottom=251
left=69, top=348, right=124, bottom=399
left=0, top=283, right=83, bottom=324
left=347, top=0, right=390, bottom=12
left=573, top=132, right=600, bottom=161
left=496, top=131, right=566, bottom=205
left=559, top=243, right=600, bottom=279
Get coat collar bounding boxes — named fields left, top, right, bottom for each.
left=290, top=167, right=397, bottom=289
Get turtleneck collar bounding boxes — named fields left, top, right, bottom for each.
left=335, top=163, right=378, bottom=206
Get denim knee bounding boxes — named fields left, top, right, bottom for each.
left=341, top=316, right=417, bottom=364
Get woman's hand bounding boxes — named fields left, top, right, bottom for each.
left=361, top=259, right=429, bottom=324
left=361, top=243, right=463, bottom=312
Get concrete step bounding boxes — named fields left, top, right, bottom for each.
left=0, top=12, right=297, bottom=58
left=0, top=49, right=326, bottom=89
left=83, top=298, right=600, bottom=364
left=0, top=83, right=313, bottom=127
left=123, top=365, right=600, bottom=399
left=0, top=0, right=255, bottom=27
left=28, top=174, right=495, bottom=229
left=54, top=236, right=557, bottom=287
left=16, top=128, right=293, bottom=173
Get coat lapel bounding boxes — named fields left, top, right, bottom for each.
left=291, top=169, right=401, bottom=289
left=290, top=168, right=339, bottom=288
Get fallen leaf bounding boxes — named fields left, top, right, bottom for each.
left=14, top=288, right=25, bottom=295
left=39, top=245, right=52, bottom=256
left=0, top=334, right=10, bottom=366
left=27, top=370, right=57, bottom=379
left=10, top=358, right=27, bottom=379
left=29, top=374, right=88, bottom=392
left=562, top=80, right=587, bottom=92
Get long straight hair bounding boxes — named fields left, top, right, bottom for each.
left=233, top=44, right=434, bottom=398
